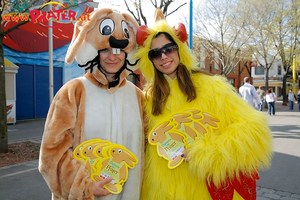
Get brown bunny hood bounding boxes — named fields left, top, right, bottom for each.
left=65, top=8, right=139, bottom=89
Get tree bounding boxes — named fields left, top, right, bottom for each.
left=192, top=0, right=255, bottom=78
left=242, top=0, right=279, bottom=92
left=271, top=0, right=300, bottom=105
left=236, top=0, right=299, bottom=105
left=0, top=0, right=42, bottom=153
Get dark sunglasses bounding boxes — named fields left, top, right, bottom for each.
left=148, top=43, right=178, bottom=61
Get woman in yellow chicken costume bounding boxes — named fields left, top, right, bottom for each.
left=134, top=9, right=273, bottom=200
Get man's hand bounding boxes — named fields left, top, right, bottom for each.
left=94, top=177, right=113, bottom=196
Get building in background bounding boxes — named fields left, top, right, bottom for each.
left=5, top=57, right=19, bottom=124
left=4, top=0, right=95, bottom=120
left=251, top=58, right=283, bottom=98
left=251, top=57, right=299, bottom=99
left=193, top=37, right=253, bottom=91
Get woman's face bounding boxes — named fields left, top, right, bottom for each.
left=149, top=34, right=179, bottom=79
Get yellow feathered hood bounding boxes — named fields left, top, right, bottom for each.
left=134, top=20, right=198, bottom=82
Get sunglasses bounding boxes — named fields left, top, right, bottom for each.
left=148, top=43, right=179, bottom=61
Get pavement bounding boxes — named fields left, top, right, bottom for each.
left=1, top=101, right=300, bottom=199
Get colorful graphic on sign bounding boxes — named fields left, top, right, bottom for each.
left=7, top=104, right=13, bottom=115
left=2, top=2, right=91, bottom=28
left=1, top=0, right=94, bottom=53
left=6, top=100, right=16, bottom=124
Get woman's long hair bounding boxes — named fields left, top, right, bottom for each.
left=146, top=63, right=197, bottom=116
left=140, top=30, right=205, bottom=116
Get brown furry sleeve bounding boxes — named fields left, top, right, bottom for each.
left=39, top=78, right=95, bottom=200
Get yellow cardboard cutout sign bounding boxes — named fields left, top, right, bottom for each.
left=73, top=139, right=138, bottom=194
left=148, top=120, right=188, bottom=169
left=91, top=144, right=138, bottom=194
left=148, top=109, right=220, bottom=169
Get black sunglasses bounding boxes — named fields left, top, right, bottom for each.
left=148, top=43, right=178, bottom=61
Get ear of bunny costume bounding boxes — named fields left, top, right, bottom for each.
left=65, top=8, right=139, bottom=71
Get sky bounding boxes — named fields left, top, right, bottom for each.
left=94, top=0, right=192, bottom=27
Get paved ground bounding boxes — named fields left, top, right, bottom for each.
left=1, top=101, right=300, bottom=199
left=256, top=101, right=300, bottom=199
left=7, top=118, right=45, bottom=144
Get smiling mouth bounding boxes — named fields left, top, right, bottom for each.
left=162, top=61, right=172, bottom=67
left=107, top=62, right=118, bottom=65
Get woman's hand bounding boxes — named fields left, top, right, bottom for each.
left=181, top=149, right=189, bottom=161
left=94, top=177, right=113, bottom=196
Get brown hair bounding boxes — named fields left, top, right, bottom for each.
left=146, top=63, right=197, bottom=116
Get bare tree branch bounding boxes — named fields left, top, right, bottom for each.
left=166, top=3, right=186, bottom=17
left=193, top=0, right=254, bottom=77
left=122, top=0, right=186, bottom=25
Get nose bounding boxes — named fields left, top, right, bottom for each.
left=109, top=36, right=129, bottom=49
left=161, top=52, right=168, bottom=60
left=108, top=52, right=118, bottom=60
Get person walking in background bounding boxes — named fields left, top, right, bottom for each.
left=287, top=89, right=297, bottom=111
left=257, top=86, right=265, bottom=111
left=297, top=89, right=300, bottom=111
left=266, top=88, right=276, bottom=116
left=239, top=77, right=261, bottom=109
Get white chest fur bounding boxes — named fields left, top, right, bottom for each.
left=78, top=76, right=143, bottom=200
left=78, top=77, right=142, bottom=146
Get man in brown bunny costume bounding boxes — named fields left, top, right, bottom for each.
left=39, top=8, right=145, bottom=200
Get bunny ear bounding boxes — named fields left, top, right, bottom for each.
left=153, top=121, right=168, bottom=131
left=65, top=8, right=114, bottom=65
left=155, top=7, right=165, bottom=22
left=173, top=23, right=188, bottom=44
left=123, top=150, right=138, bottom=168
left=154, top=121, right=173, bottom=132
left=161, top=121, right=173, bottom=132
left=65, top=21, right=86, bottom=64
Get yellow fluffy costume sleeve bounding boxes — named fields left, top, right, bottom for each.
left=186, top=74, right=273, bottom=187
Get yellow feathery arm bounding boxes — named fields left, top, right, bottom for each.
left=186, top=74, right=273, bottom=188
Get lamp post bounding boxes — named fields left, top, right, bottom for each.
left=48, top=3, right=54, bottom=104
left=292, top=54, right=296, bottom=94
left=189, top=0, right=193, bottom=50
